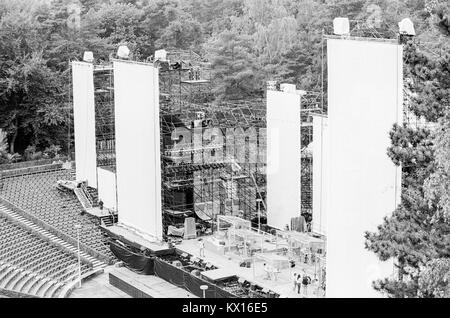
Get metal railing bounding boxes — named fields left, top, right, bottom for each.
left=0, top=197, right=113, bottom=265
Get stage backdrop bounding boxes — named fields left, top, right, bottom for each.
left=72, top=62, right=97, bottom=187
left=113, top=60, right=163, bottom=240
left=312, top=114, right=328, bottom=236
left=326, top=38, right=403, bottom=297
left=97, top=167, right=117, bottom=210
left=266, top=90, right=301, bottom=230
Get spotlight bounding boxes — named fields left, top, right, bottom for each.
left=398, top=18, right=415, bottom=36
left=333, top=17, right=350, bottom=36
left=117, top=45, right=130, bottom=59
left=154, top=49, right=167, bottom=61
left=83, top=51, right=94, bottom=63
left=280, top=83, right=296, bottom=93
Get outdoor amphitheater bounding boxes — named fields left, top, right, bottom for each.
left=0, top=16, right=414, bottom=299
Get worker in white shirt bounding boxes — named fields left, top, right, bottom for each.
left=263, top=263, right=271, bottom=280
left=198, top=238, right=205, bottom=257
left=292, top=272, right=298, bottom=291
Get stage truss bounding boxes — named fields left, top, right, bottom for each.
left=84, top=49, right=324, bottom=236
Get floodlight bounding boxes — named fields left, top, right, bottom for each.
left=333, top=17, right=350, bottom=35
left=154, top=49, right=167, bottom=61
left=83, top=51, right=94, bottom=63
left=399, top=18, right=415, bottom=36
left=117, top=45, right=130, bottom=59
left=280, top=83, right=296, bottom=93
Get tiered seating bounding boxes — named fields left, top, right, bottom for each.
left=0, top=169, right=114, bottom=261
left=0, top=215, right=92, bottom=297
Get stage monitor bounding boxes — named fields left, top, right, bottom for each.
left=266, top=90, right=301, bottom=230
left=113, top=60, right=163, bottom=240
left=72, top=61, right=97, bottom=187
left=326, top=38, right=403, bottom=297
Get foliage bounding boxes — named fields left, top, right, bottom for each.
left=418, top=258, right=450, bottom=297
left=365, top=2, right=450, bottom=297
left=0, top=0, right=449, bottom=297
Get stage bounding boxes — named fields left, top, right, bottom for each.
left=109, top=267, right=197, bottom=298
left=102, top=224, right=170, bottom=254
left=176, top=235, right=324, bottom=298
left=200, top=268, right=236, bottom=283
left=86, top=207, right=115, bottom=218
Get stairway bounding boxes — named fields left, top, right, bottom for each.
left=99, top=215, right=115, bottom=227
left=74, top=188, right=92, bottom=211
left=85, top=187, right=99, bottom=207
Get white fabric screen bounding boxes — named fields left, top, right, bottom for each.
left=326, top=39, right=403, bottom=297
left=72, top=62, right=97, bottom=187
left=266, top=90, right=301, bottom=230
left=312, top=114, right=328, bottom=235
left=113, top=60, right=162, bottom=240
left=97, top=167, right=117, bottom=210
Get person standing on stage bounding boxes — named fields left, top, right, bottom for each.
left=302, top=270, right=311, bottom=297
left=296, top=273, right=302, bottom=294
left=292, top=272, right=298, bottom=292
left=198, top=238, right=205, bottom=257
left=263, top=263, right=271, bottom=280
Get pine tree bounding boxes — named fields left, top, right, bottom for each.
left=365, top=26, right=450, bottom=298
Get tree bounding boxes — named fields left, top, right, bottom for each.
left=418, top=258, right=450, bottom=297
left=205, top=29, right=263, bottom=100
left=0, top=1, right=73, bottom=155
left=365, top=2, right=450, bottom=296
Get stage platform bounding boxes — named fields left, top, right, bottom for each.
left=109, top=267, right=197, bottom=298
left=86, top=207, right=116, bottom=218
left=200, top=268, right=236, bottom=283
left=177, top=235, right=325, bottom=298
left=102, top=224, right=170, bottom=254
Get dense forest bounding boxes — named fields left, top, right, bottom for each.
left=0, top=0, right=449, bottom=297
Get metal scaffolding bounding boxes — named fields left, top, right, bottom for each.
left=83, top=49, right=324, bottom=237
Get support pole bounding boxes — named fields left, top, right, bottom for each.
left=74, top=223, right=82, bottom=288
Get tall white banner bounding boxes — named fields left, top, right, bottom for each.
left=97, top=167, right=117, bottom=211
left=72, top=62, right=97, bottom=187
left=312, top=114, right=328, bottom=236
left=113, top=60, right=162, bottom=240
left=266, top=90, right=301, bottom=230
left=326, top=38, right=403, bottom=297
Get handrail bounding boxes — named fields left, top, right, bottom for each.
left=0, top=163, right=66, bottom=179
left=0, top=208, right=93, bottom=268
left=0, top=287, right=38, bottom=298
left=0, top=197, right=113, bottom=265
left=0, top=157, right=69, bottom=172
left=74, top=187, right=93, bottom=210
left=80, top=183, right=95, bottom=207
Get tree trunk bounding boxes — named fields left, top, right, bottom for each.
left=9, top=119, right=18, bottom=154
left=397, top=257, right=405, bottom=282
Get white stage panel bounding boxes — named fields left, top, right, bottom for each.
left=113, top=60, right=162, bottom=240
left=312, top=115, right=328, bottom=236
left=266, top=90, right=301, bottom=230
left=72, top=62, right=97, bottom=187
left=97, top=167, right=117, bottom=210
left=326, top=39, right=403, bottom=297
